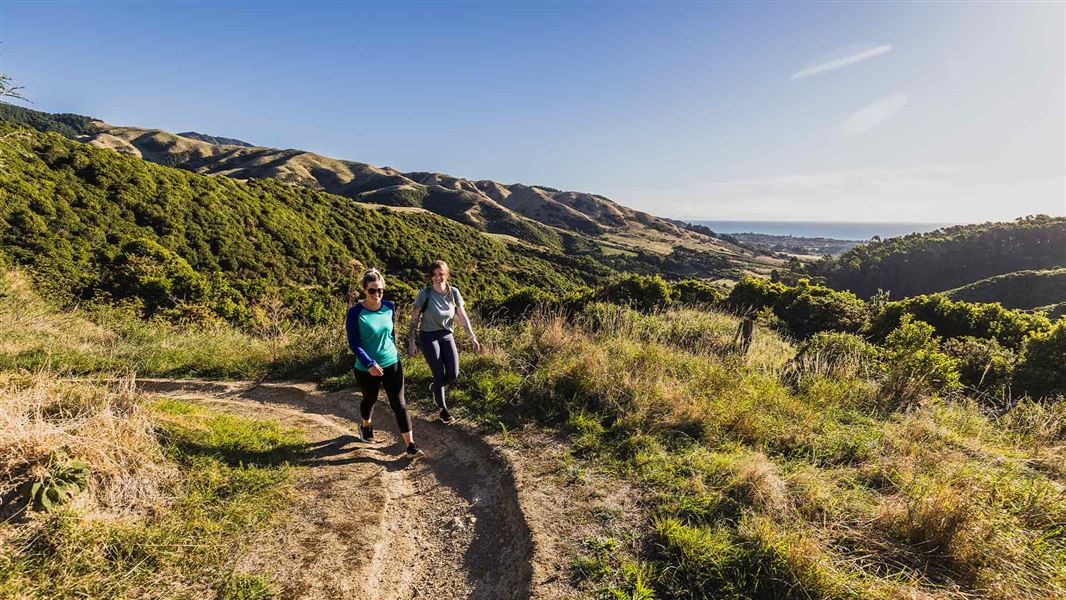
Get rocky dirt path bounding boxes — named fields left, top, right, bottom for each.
left=137, top=379, right=537, bottom=600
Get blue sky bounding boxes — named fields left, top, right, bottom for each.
left=2, top=1, right=1063, bottom=222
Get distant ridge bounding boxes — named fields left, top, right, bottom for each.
left=177, top=131, right=255, bottom=147
left=72, top=122, right=773, bottom=277
left=0, top=104, right=778, bottom=278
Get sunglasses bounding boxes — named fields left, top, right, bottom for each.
left=365, top=287, right=385, bottom=295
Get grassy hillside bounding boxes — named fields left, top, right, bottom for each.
left=68, top=121, right=772, bottom=277
left=945, top=268, right=1066, bottom=311
left=0, top=102, right=99, bottom=137
left=1, top=374, right=303, bottom=598
left=806, top=216, right=1066, bottom=299
left=2, top=264, right=1064, bottom=599
left=0, top=124, right=619, bottom=323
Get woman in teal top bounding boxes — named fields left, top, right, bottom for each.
left=345, top=268, right=423, bottom=458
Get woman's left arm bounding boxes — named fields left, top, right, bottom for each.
left=455, top=304, right=481, bottom=352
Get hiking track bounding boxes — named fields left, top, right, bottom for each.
left=138, top=379, right=555, bottom=600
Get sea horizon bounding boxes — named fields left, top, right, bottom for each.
left=683, top=220, right=965, bottom=241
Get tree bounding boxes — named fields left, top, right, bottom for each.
left=1013, top=318, right=1066, bottom=400
left=0, top=73, right=30, bottom=170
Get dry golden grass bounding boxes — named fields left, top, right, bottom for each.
left=0, top=372, right=174, bottom=519
left=455, top=306, right=1066, bottom=599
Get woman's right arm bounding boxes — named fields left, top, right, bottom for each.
left=345, top=306, right=379, bottom=370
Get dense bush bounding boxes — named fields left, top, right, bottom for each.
left=724, top=278, right=867, bottom=339
left=1013, top=318, right=1066, bottom=400
left=869, top=294, right=1050, bottom=350
left=103, top=238, right=208, bottom=314
left=672, top=279, right=725, bottom=305
left=0, top=125, right=612, bottom=323
left=593, top=274, right=673, bottom=312
left=477, top=287, right=560, bottom=320
left=807, top=215, right=1066, bottom=298
left=880, top=316, right=961, bottom=403
left=942, top=336, right=1015, bottom=399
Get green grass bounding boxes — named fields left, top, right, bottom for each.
left=439, top=306, right=1066, bottom=599
left=4, top=265, right=1064, bottom=598
left=0, top=399, right=302, bottom=599
left=0, top=268, right=348, bottom=381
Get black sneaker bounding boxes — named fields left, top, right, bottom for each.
left=405, top=443, right=425, bottom=459
left=358, top=422, right=374, bottom=443
left=439, top=408, right=454, bottom=424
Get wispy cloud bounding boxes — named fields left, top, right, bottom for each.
left=791, top=45, right=892, bottom=79
left=839, top=94, right=908, bottom=136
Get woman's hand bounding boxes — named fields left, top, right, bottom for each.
left=407, top=340, right=418, bottom=358
left=471, top=338, right=481, bottom=353
left=369, top=364, right=385, bottom=377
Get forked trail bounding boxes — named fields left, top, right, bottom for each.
left=138, top=379, right=539, bottom=600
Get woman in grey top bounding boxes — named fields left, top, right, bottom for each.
left=407, top=260, right=480, bottom=423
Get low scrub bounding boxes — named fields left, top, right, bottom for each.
left=1, top=392, right=301, bottom=598
left=439, top=307, right=1066, bottom=599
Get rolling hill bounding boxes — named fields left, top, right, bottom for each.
left=807, top=216, right=1066, bottom=300
left=0, top=123, right=622, bottom=322
left=944, top=267, right=1066, bottom=316
left=78, top=123, right=768, bottom=272
left=0, top=102, right=777, bottom=278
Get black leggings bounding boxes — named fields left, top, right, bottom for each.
left=354, top=361, right=412, bottom=434
left=421, top=330, right=459, bottom=409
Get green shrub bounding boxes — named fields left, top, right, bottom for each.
left=479, top=287, right=559, bottom=321
left=772, top=280, right=868, bottom=339
left=1013, top=318, right=1066, bottom=399
left=596, top=274, right=673, bottom=312
left=793, top=331, right=880, bottom=380
left=722, top=277, right=786, bottom=313
left=880, top=316, right=961, bottom=403
left=869, top=294, right=1050, bottom=350
left=105, top=238, right=208, bottom=315
left=724, top=278, right=867, bottom=339
left=942, top=336, right=1015, bottom=399
left=672, top=279, right=724, bottom=305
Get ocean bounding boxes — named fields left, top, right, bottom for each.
left=686, top=220, right=959, bottom=241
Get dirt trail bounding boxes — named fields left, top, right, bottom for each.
left=138, top=379, right=536, bottom=600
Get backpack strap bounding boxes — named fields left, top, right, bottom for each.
left=419, top=286, right=432, bottom=314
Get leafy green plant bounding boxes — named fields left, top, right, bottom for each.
left=880, top=315, right=961, bottom=403
left=1013, top=318, right=1066, bottom=399
left=29, top=454, right=89, bottom=512
left=942, top=336, right=1016, bottom=400
left=868, top=293, right=1051, bottom=350
left=671, top=279, right=724, bottom=305
left=724, top=277, right=867, bottom=339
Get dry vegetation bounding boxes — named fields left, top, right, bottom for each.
left=438, top=305, right=1066, bottom=599
left=0, top=270, right=305, bottom=599
left=1, top=265, right=1063, bottom=599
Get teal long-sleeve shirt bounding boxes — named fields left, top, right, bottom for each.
left=345, top=301, right=400, bottom=371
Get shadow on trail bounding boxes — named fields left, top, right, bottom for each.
left=139, top=379, right=535, bottom=599
left=416, top=418, right=535, bottom=600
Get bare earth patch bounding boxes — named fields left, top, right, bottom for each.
left=137, top=379, right=637, bottom=600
